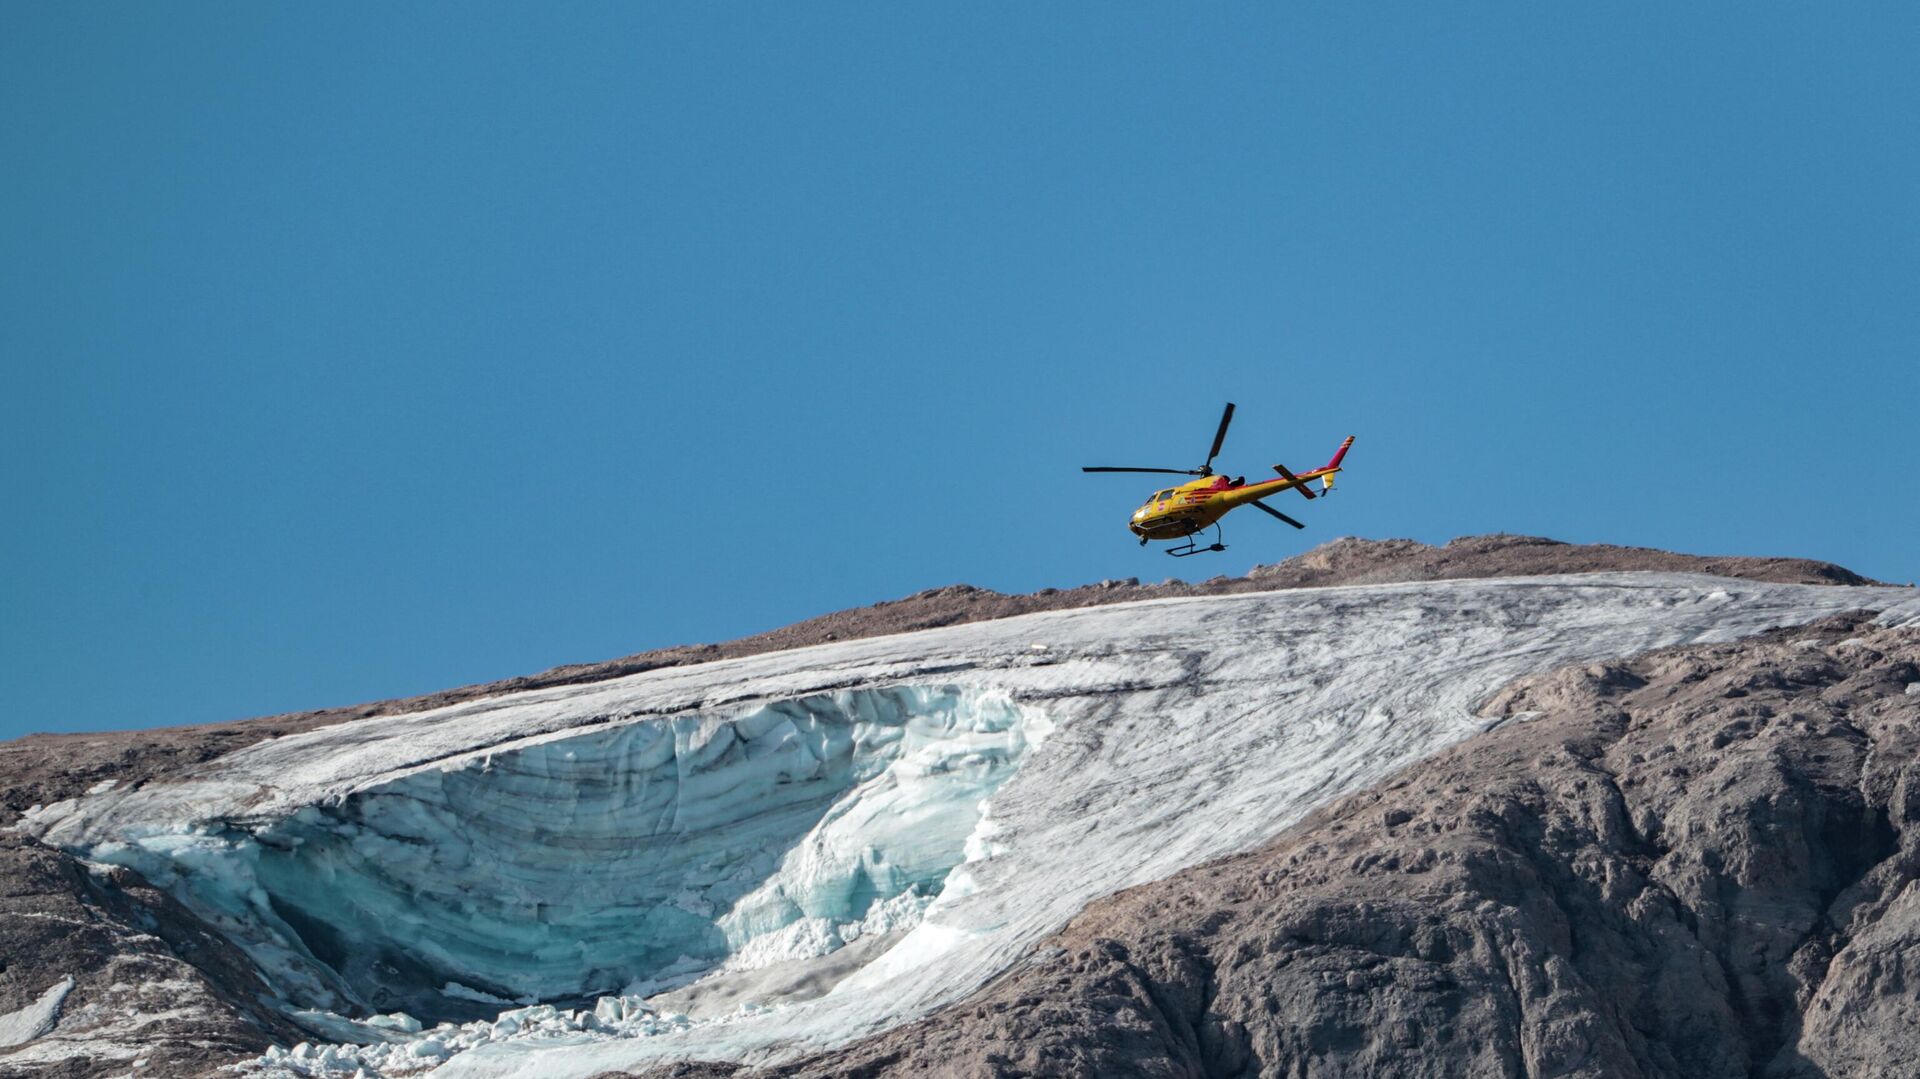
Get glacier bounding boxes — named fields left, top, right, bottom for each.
left=49, top=686, right=1041, bottom=1026
left=20, top=573, right=1918, bottom=1077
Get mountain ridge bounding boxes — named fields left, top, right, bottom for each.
left=0, top=534, right=1877, bottom=827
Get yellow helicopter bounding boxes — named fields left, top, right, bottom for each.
left=1083, top=402, right=1354, bottom=557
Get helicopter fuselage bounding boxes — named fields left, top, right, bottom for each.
left=1127, top=466, right=1341, bottom=541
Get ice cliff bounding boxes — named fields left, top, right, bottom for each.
left=17, top=572, right=1916, bottom=1077
left=40, top=686, right=1039, bottom=1026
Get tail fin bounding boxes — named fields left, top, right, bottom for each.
left=1323, top=435, right=1355, bottom=471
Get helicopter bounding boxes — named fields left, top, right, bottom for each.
left=1082, top=403, right=1354, bottom=557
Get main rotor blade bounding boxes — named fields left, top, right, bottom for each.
left=1249, top=499, right=1306, bottom=529
left=1203, top=402, right=1236, bottom=471
left=1081, top=466, right=1199, bottom=474
left=1273, top=463, right=1316, bottom=499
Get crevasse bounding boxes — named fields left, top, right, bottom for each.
left=84, top=685, right=1043, bottom=1024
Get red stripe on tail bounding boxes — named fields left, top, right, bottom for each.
left=1324, top=435, right=1355, bottom=470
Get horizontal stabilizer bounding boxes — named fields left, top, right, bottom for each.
left=1273, top=463, right=1316, bottom=500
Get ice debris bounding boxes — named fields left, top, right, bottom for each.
left=244, top=997, right=692, bottom=1077
left=0, top=975, right=73, bottom=1048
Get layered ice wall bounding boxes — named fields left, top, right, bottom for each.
left=23, top=574, right=1917, bottom=1078
left=47, top=687, right=1040, bottom=1024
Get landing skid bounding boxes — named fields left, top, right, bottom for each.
left=1165, top=523, right=1226, bottom=558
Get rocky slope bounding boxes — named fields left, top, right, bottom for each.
left=670, top=609, right=1920, bottom=1079
left=0, top=833, right=308, bottom=1077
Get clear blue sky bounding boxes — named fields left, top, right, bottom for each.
left=4, top=5, right=1916, bottom=737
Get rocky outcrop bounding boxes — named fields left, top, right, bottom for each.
left=679, top=609, right=1920, bottom=1079
left=0, top=831, right=307, bottom=1077
left=1247, top=533, right=1876, bottom=590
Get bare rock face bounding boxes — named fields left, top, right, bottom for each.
left=683, top=611, right=1920, bottom=1079
left=1249, top=533, right=1875, bottom=589
left=0, top=832, right=307, bottom=1076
